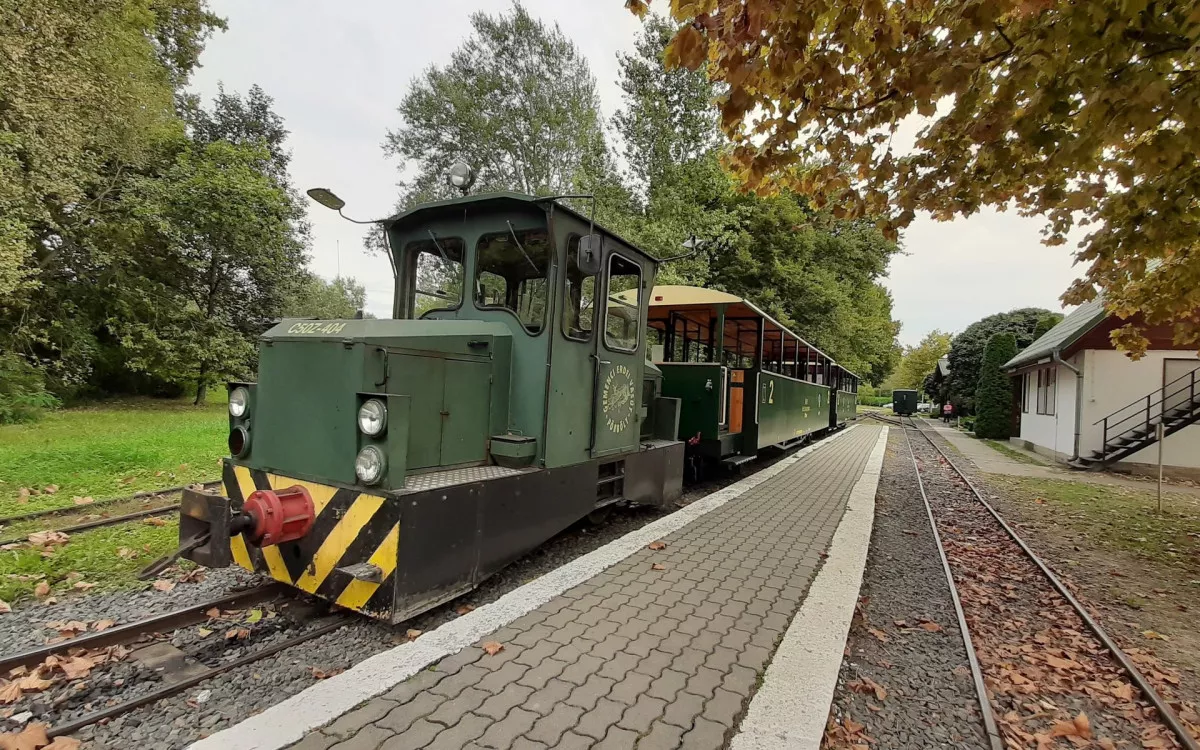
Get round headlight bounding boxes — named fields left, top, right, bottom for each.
left=355, top=445, right=386, bottom=485
left=229, top=387, right=249, bottom=418
left=358, top=399, right=387, bottom=436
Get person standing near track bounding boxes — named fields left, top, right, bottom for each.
left=942, top=402, right=953, bottom=423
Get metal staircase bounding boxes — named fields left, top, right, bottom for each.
left=1071, top=368, right=1200, bottom=469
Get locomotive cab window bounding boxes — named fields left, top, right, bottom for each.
left=407, top=237, right=465, bottom=317
left=604, top=254, right=642, bottom=352
left=474, top=228, right=551, bottom=333
left=562, top=234, right=596, bottom=341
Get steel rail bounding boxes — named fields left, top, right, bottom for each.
left=0, top=480, right=220, bottom=526
left=900, top=425, right=1006, bottom=750
left=0, top=583, right=284, bottom=674
left=905, top=417, right=1200, bottom=750
left=0, top=504, right=183, bottom=547
left=47, top=617, right=349, bottom=739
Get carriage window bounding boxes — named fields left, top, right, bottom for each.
left=408, top=237, right=465, bottom=317
left=604, top=254, right=642, bottom=352
left=474, top=228, right=551, bottom=333
left=562, top=235, right=596, bottom=341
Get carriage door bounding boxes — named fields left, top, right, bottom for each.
left=591, top=251, right=645, bottom=458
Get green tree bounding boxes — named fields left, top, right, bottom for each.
left=118, top=140, right=308, bottom=403
left=974, top=332, right=1018, bottom=439
left=384, top=2, right=610, bottom=204
left=611, top=18, right=902, bottom=384
left=947, top=308, right=1052, bottom=412
left=889, top=330, right=952, bottom=393
left=284, top=275, right=368, bottom=320
left=630, top=0, right=1200, bottom=356
left=1032, top=313, right=1063, bottom=343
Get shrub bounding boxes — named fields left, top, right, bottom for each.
left=0, top=354, right=61, bottom=424
left=974, top=332, right=1018, bottom=439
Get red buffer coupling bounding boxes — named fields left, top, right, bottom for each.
left=242, top=485, right=315, bottom=547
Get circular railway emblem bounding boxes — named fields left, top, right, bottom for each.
left=602, top=364, right=636, bottom=434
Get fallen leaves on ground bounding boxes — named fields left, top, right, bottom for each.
left=179, top=568, right=205, bottom=584
left=32, top=583, right=50, bottom=600
left=406, top=629, right=422, bottom=640
left=16, top=488, right=30, bottom=504
left=648, top=540, right=667, bottom=550
left=224, top=628, right=250, bottom=641
left=0, top=600, right=10, bottom=614
left=143, top=517, right=167, bottom=527
left=26, top=532, right=69, bottom=551
left=481, top=641, right=504, bottom=656
left=71, top=496, right=92, bottom=506
left=41, top=486, right=57, bottom=496
left=455, top=604, right=475, bottom=616
left=0, top=646, right=129, bottom=707
left=151, top=579, right=175, bottom=592
left=310, top=667, right=344, bottom=680
left=0, top=722, right=49, bottom=750
left=917, top=621, right=943, bottom=633
left=651, top=563, right=666, bottom=571
left=847, top=676, right=887, bottom=701
left=866, top=627, right=889, bottom=643
left=1141, top=629, right=1168, bottom=640
left=115, top=547, right=137, bottom=560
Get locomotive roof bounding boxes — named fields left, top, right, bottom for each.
left=383, top=191, right=658, bottom=266
left=636, top=285, right=859, bottom=379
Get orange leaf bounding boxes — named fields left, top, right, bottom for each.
left=406, top=629, right=422, bottom=640
left=224, top=627, right=250, bottom=641
left=33, top=582, right=50, bottom=599
left=867, top=627, right=890, bottom=643
left=143, top=517, right=167, bottom=527
left=0, top=600, right=10, bottom=615
left=152, top=579, right=175, bottom=592
left=918, top=621, right=942, bottom=632
left=92, top=619, right=115, bottom=631
left=0, top=722, right=50, bottom=750
left=481, top=641, right=504, bottom=656
left=455, top=604, right=475, bottom=616
left=1072, top=713, right=1091, bottom=739
left=310, top=667, right=344, bottom=680
left=0, top=681, right=22, bottom=704
left=652, top=563, right=666, bottom=571
left=648, top=541, right=667, bottom=550
left=45, top=738, right=82, bottom=750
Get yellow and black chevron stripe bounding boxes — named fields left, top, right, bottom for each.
left=221, top=461, right=400, bottom=618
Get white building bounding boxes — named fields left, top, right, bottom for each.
left=1003, top=298, right=1200, bottom=478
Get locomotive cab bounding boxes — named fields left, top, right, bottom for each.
left=167, top=192, right=684, bottom=623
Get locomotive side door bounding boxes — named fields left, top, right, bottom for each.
left=590, top=247, right=647, bottom=458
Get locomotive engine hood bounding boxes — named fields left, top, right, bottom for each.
left=234, top=317, right=513, bottom=491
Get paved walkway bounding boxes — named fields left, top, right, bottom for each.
left=924, top=420, right=1200, bottom=497
left=244, top=425, right=886, bottom=750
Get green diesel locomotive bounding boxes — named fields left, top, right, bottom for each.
left=167, top=189, right=857, bottom=623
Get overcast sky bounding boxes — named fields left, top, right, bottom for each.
left=189, top=0, right=1085, bottom=347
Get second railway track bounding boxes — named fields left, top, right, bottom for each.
left=902, top=416, right=1199, bottom=749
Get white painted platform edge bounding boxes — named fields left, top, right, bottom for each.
left=729, top=427, right=888, bottom=750
left=189, top=425, right=866, bottom=750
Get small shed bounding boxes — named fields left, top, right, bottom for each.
left=1002, top=299, right=1200, bottom=477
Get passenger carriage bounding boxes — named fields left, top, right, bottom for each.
left=642, top=286, right=859, bottom=471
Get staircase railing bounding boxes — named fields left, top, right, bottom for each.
left=1095, top=368, right=1199, bottom=459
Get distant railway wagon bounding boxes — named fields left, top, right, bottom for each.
left=892, top=389, right=920, bottom=416
left=642, top=286, right=858, bottom=472
left=158, top=187, right=862, bottom=624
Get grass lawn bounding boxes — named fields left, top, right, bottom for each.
left=0, top=521, right=182, bottom=603
left=980, top=438, right=1047, bottom=465
left=0, top=396, right=228, bottom=518
left=988, top=474, right=1200, bottom=574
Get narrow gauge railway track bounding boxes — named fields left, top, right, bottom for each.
left=0, top=481, right=222, bottom=546
left=0, top=582, right=350, bottom=740
left=902, top=417, right=1199, bottom=749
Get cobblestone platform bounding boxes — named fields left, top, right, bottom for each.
left=277, top=424, right=884, bottom=750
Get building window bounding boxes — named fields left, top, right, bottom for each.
left=1036, top=367, right=1056, bottom=416
left=1019, top=372, right=1029, bottom=413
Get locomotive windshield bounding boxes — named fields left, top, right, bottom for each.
left=408, top=236, right=465, bottom=317
left=474, top=228, right=551, bottom=333
left=563, top=234, right=597, bottom=341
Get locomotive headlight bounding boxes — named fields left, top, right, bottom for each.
left=357, top=399, right=387, bottom=436
left=229, top=387, right=249, bottom=418
left=355, top=445, right=386, bottom=485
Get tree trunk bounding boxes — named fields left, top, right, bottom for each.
left=195, top=362, right=209, bottom=405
